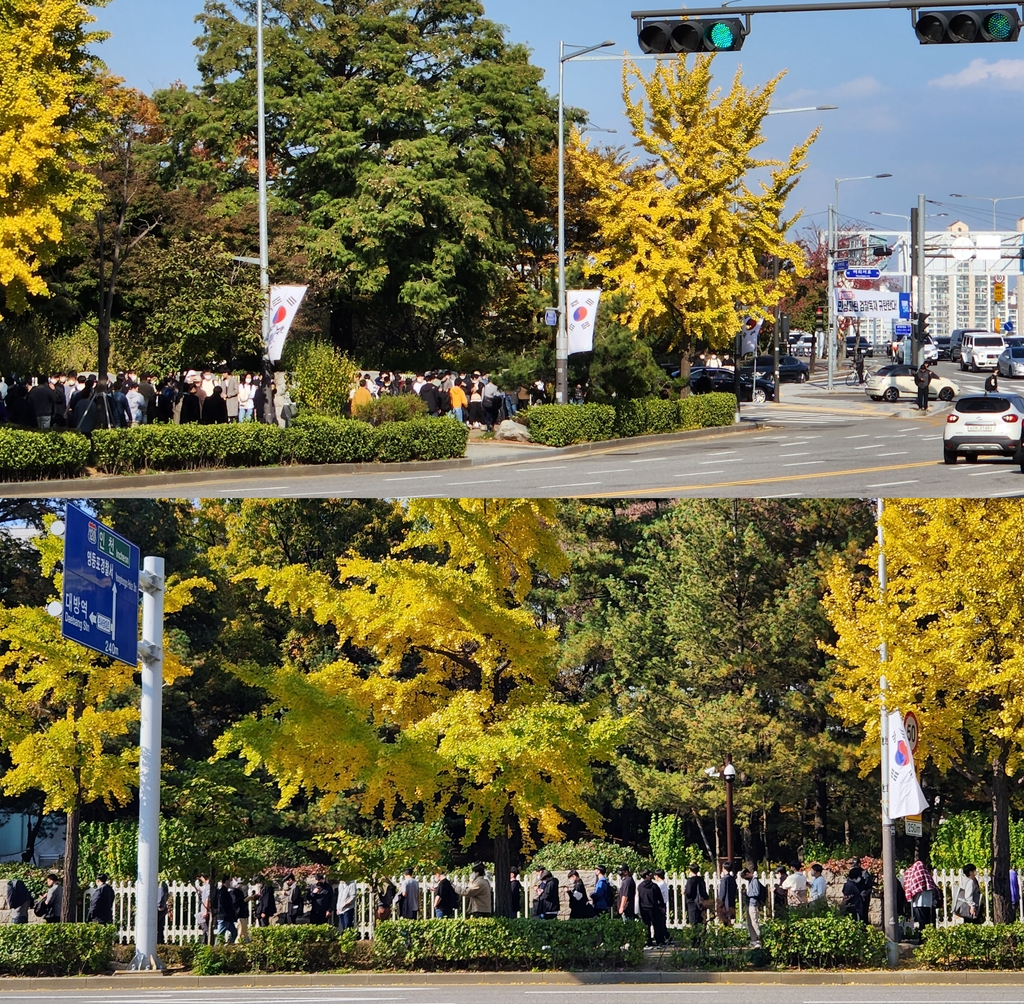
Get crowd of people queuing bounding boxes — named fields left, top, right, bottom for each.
left=349, top=370, right=552, bottom=430
left=0, top=369, right=284, bottom=433
left=0, top=857, right=1004, bottom=942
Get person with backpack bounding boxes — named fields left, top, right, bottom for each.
left=88, top=874, right=115, bottom=925
left=740, top=866, right=766, bottom=948
left=5, top=876, right=30, bottom=924
left=683, top=863, right=709, bottom=928
left=591, top=865, right=613, bottom=916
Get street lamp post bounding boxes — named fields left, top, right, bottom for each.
left=723, top=759, right=737, bottom=865
left=950, top=193, right=1024, bottom=230
left=256, top=0, right=270, bottom=362
left=557, top=39, right=615, bottom=405
left=829, top=174, right=892, bottom=391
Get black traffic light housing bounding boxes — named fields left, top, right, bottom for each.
left=915, top=8, right=1021, bottom=42
left=814, top=306, right=825, bottom=331
left=913, top=312, right=931, bottom=343
left=872, top=245, right=894, bottom=257
left=638, top=17, right=747, bottom=53
left=780, top=314, right=791, bottom=341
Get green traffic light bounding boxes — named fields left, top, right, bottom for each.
left=706, top=20, right=737, bottom=48
left=985, top=10, right=1013, bottom=38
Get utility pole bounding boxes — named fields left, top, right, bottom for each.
left=877, top=499, right=899, bottom=969
left=256, top=0, right=271, bottom=374
left=910, top=194, right=926, bottom=369
left=827, top=204, right=836, bottom=390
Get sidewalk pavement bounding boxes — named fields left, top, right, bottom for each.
left=5, top=970, right=1024, bottom=990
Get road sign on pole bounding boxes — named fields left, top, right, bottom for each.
left=904, top=710, right=920, bottom=754
left=62, top=504, right=140, bottom=667
left=846, top=267, right=881, bottom=279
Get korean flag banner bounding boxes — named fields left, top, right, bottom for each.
left=567, top=290, right=602, bottom=355
left=888, top=710, right=929, bottom=819
left=266, top=285, right=308, bottom=362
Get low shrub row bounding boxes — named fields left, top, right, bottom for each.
left=0, top=923, right=114, bottom=976
left=917, top=922, right=1024, bottom=969
left=373, top=917, right=646, bottom=971
left=524, top=393, right=736, bottom=447
left=191, top=925, right=357, bottom=975
left=37, top=415, right=470, bottom=477
left=0, top=428, right=91, bottom=481
left=759, top=913, right=887, bottom=969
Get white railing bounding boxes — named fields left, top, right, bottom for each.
left=85, top=867, right=1012, bottom=944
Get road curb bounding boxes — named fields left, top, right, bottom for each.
left=0, top=424, right=763, bottom=496
left=6, top=969, right=1024, bottom=990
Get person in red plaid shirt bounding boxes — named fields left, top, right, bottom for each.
left=903, top=854, right=940, bottom=930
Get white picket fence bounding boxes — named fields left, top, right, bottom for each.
left=92, top=867, right=1011, bottom=944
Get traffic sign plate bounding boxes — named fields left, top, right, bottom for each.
left=845, top=268, right=881, bottom=279
left=833, top=260, right=849, bottom=272
left=905, top=818, right=923, bottom=837
left=1005, top=321, right=1015, bottom=334
left=904, top=710, right=920, bottom=755
left=62, top=505, right=140, bottom=667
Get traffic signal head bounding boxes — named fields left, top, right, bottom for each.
left=915, top=8, right=1020, bottom=43
left=815, top=306, right=825, bottom=330
left=780, top=314, right=791, bottom=340
left=637, top=18, right=746, bottom=54
left=913, top=312, right=931, bottom=342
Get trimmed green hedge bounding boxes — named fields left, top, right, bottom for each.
left=916, top=922, right=1024, bottom=969
left=84, top=415, right=468, bottom=475
left=0, top=922, right=114, bottom=976
left=525, top=393, right=736, bottom=447
left=0, top=428, right=91, bottom=481
left=373, top=916, right=646, bottom=971
left=760, top=914, right=887, bottom=969
left=192, top=925, right=356, bottom=975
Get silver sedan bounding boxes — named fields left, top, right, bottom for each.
left=997, top=345, right=1024, bottom=378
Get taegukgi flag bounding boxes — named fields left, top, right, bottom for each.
left=888, top=710, right=929, bottom=819
left=567, top=290, right=602, bottom=355
left=266, top=285, right=308, bottom=362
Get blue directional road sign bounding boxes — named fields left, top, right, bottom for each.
left=62, top=505, right=140, bottom=666
left=833, top=260, right=849, bottom=272
left=845, top=267, right=880, bottom=279
left=899, top=293, right=911, bottom=320
left=892, top=323, right=912, bottom=337
left=1005, top=321, right=1015, bottom=334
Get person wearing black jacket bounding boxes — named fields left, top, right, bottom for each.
left=87, top=875, right=115, bottom=925
left=565, top=869, right=591, bottom=919
left=180, top=383, right=202, bottom=424
left=201, top=385, right=229, bottom=424
left=616, top=865, right=637, bottom=920
left=637, top=870, right=668, bottom=945
left=255, top=878, right=276, bottom=927
left=213, top=879, right=237, bottom=943
left=281, top=873, right=303, bottom=924
left=534, top=868, right=560, bottom=919
left=419, top=378, right=442, bottom=416
left=27, top=378, right=57, bottom=430
left=309, top=875, right=334, bottom=925
left=683, top=863, right=708, bottom=927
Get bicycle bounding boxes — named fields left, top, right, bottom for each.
left=846, top=367, right=870, bottom=387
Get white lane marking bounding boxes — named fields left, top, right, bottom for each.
left=532, top=482, right=603, bottom=490
left=854, top=445, right=877, bottom=450
left=759, top=493, right=804, bottom=498
left=707, top=450, right=739, bottom=456
left=628, top=457, right=671, bottom=463
left=845, top=434, right=870, bottom=439
left=865, top=480, right=919, bottom=488
left=779, top=452, right=810, bottom=457
left=383, top=475, right=445, bottom=482
left=967, top=469, right=997, bottom=476
left=699, top=458, right=745, bottom=464
left=899, top=426, right=919, bottom=431
left=783, top=461, right=826, bottom=467
left=449, top=479, right=505, bottom=486
left=876, top=451, right=909, bottom=457
left=525, top=994, right=720, bottom=997
left=589, top=468, right=632, bottom=474
left=216, top=486, right=289, bottom=493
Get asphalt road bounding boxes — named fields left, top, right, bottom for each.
left=8, top=360, right=1024, bottom=499
left=9, top=984, right=1024, bottom=1004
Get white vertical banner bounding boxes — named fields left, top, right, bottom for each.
left=566, top=290, right=601, bottom=355
left=266, top=285, right=308, bottom=362
left=888, top=710, right=929, bottom=819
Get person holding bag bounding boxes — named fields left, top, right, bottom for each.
left=954, top=864, right=983, bottom=924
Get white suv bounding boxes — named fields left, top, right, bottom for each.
left=960, top=333, right=1006, bottom=372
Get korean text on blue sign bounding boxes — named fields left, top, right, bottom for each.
left=61, top=505, right=140, bottom=667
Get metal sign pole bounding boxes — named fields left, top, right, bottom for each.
left=130, top=557, right=166, bottom=971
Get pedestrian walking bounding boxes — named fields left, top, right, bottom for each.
left=683, top=863, right=709, bottom=928
left=637, top=869, right=668, bottom=945
left=256, top=878, right=276, bottom=928
left=533, top=867, right=560, bottom=920
left=842, top=866, right=864, bottom=922
left=308, top=874, right=334, bottom=925
left=213, top=878, right=238, bottom=943
left=616, top=865, right=637, bottom=921
left=87, top=874, right=115, bottom=926
left=432, top=869, right=459, bottom=919
left=397, top=868, right=420, bottom=920
left=740, top=866, right=764, bottom=948
left=565, top=869, right=590, bottom=919
left=808, top=863, right=827, bottom=903
left=716, top=862, right=737, bottom=926
left=954, top=864, right=982, bottom=924
left=510, top=869, right=523, bottom=916
left=282, top=873, right=303, bottom=924
left=336, top=878, right=356, bottom=931
left=157, top=880, right=169, bottom=942
left=591, top=866, right=613, bottom=916
left=465, top=863, right=493, bottom=917
left=903, top=853, right=939, bottom=931
left=37, top=873, right=61, bottom=924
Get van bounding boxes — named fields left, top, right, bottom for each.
left=949, top=328, right=988, bottom=363
left=959, top=332, right=1006, bottom=372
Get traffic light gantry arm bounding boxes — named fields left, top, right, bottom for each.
left=633, top=0, right=1022, bottom=18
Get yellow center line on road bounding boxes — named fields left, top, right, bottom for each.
left=577, top=459, right=942, bottom=498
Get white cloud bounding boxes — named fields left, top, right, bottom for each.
left=930, top=58, right=1024, bottom=89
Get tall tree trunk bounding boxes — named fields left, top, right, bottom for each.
left=814, top=772, right=828, bottom=845
left=492, top=804, right=516, bottom=918
left=61, top=792, right=81, bottom=923
left=992, top=755, right=1012, bottom=923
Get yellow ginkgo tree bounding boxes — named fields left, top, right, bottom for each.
left=0, top=525, right=206, bottom=920
left=218, top=499, right=624, bottom=917
left=824, top=499, right=1024, bottom=923
left=0, top=0, right=112, bottom=317
left=569, top=55, right=815, bottom=374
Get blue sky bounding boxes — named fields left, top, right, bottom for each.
left=92, top=0, right=1024, bottom=239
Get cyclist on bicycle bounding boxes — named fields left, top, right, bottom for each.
left=854, top=344, right=865, bottom=384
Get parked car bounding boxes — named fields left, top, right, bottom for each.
left=960, top=333, right=1006, bottom=372
left=749, top=355, right=809, bottom=383
left=935, top=336, right=952, bottom=360
left=689, top=366, right=776, bottom=403
left=997, top=345, right=1024, bottom=378
left=943, top=393, right=1024, bottom=466
left=864, top=364, right=959, bottom=403
left=844, top=335, right=873, bottom=358
left=790, top=333, right=818, bottom=357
